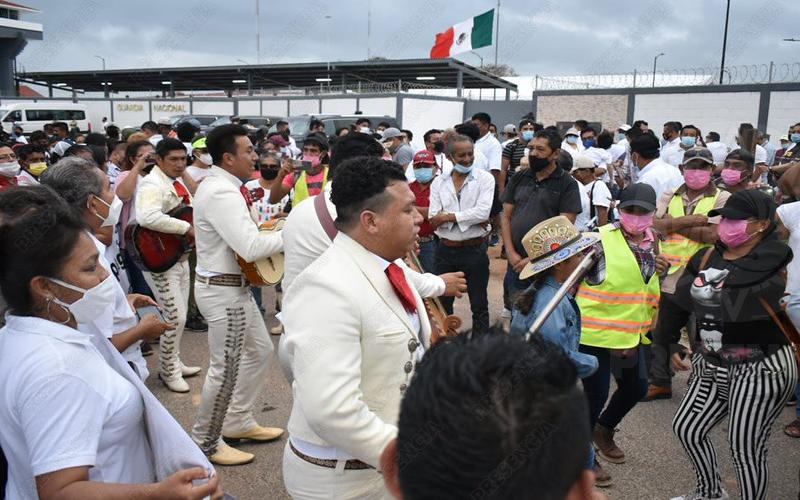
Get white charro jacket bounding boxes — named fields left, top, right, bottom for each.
left=193, top=165, right=282, bottom=275
left=281, top=232, right=432, bottom=468
left=135, top=165, right=192, bottom=235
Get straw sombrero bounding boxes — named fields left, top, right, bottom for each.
left=518, top=215, right=600, bottom=280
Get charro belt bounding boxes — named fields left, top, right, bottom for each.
left=418, top=234, right=437, bottom=243
left=289, top=442, right=374, bottom=470
left=440, top=236, right=487, bottom=247
left=195, top=273, right=249, bottom=287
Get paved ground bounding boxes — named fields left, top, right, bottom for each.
left=146, top=246, right=799, bottom=499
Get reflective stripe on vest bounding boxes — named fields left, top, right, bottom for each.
left=293, top=167, right=328, bottom=206
left=576, top=225, right=661, bottom=349
left=660, top=190, right=719, bottom=274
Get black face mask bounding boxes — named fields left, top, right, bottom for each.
left=280, top=130, right=291, bottom=140
left=433, top=141, right=445, bottom=154
left=529, top=155, right=550, bottom=172
left=260, top=166, right=279, bottom=180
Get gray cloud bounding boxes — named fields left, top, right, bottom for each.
left=16, top=0, right=800, bottom=78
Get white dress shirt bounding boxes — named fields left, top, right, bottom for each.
left=135, top=166, right=191, bottom=235
left=660, top=137, right=684, bottom=167
left=636, top=157, right=684, bottom=200
left=428, top=167, right=495, bottom=241
left=193, top=165, right=283, bottom=276
left=475, top=132, right=503, bottom=172
left=706, top=141, right=729, bottom=165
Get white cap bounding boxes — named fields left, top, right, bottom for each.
left=570, top=155, right=596, bottom=172
left=618, top=124, right=632, bottom=132
left=157, top=117, right=171, bottom=125
left=566, top=127, right=580, bottom=137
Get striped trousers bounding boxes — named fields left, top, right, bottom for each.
left=672, top=346, right=797, bottom=500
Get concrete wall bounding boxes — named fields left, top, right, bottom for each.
left=151, top=101, right=190, bottom=122
left=463, top=100, right=536, bottom=131
left=262, top=99, right=288, bottom=116
left=237, top=100, right=260, bottom=115
left=536, top=94, right=628, bottom=132
left=635, top=92, right=760, bottom=146
left=321, top=98, right=358, bottom=115
left=191, top=100, right=234, bottom=117
left=401, top=97, right=464, bottom=143
left=357, top=97, right=395, bottom=116
left=766, top=91, right=800, bottom=142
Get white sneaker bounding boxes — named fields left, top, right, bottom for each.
left=159, top=374, right=190, bottom=393
left=501, top=307, right=512, bottom=319
left=670, top=489, right=729, bottom=500
left=181, top=363, right=202, bottom=378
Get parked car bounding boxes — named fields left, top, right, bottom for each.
left=270, top=114, right=399, bottom=149
left=0, top=102, right=90, bottom=134
left=209, top=115, right=283, bottom=129
left=168, top=114, right=220, bottom=133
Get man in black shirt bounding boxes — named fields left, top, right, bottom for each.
left=501, top=129, right=582, bottom=309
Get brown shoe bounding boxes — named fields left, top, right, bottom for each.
left=208, top=443, right=255, bottom=466
left=785, top=419, right=800, bottom=438
left=592, top=459, right=612, bottom=488
left=593, top=424, right=626, bottom=464
left=641, top=384, right=672, bottom=402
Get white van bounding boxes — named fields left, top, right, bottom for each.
left=0, top=102, right=90, bottom=135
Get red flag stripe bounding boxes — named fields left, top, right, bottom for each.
left=430, top=27, right=455, bottom=58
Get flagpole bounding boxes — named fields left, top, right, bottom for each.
left=494, top=0, right=500, bottom=66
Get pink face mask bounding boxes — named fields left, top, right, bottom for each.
left=619, top=212, right=654, bottom=235
left=721, top=168, right=744, bottom=186
left=684, top=169, right=711, bottom=190
left=303, top=153, right=321, bottom=168
left=718, top=218, right=752, bottom=248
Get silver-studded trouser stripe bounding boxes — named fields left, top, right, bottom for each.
left=142, top=260, right=190, bottom=380
left=191, top=281, right=274, bottom=455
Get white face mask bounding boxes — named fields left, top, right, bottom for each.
left=199, top=153, right=212, bottom=166
left=92, top=194, right=123, bottom=227
left=0, top=160, right=20, bottom=178
left=49, top=274, right=118, bottom=325
left=360, top=127, right=371, bottom=134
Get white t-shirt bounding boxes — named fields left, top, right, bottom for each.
left=0, top=315, right=155, bottom=498
left=706, top=141, right=729, bottom=165
left=755, top=144, right=767, bottom=165
left=475, top=133, right=503, bottom=172
left=575, top=179, right=612, bottom=231
left=637, top=157, right=684, bottom=200
left=777, top=201, right=800, bottom=294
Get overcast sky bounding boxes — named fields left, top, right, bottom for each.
left=16, top=0, right=800, bottom=77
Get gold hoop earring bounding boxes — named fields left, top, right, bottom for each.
left=45, top=297, right=71, bottom=325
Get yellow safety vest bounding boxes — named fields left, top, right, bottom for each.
left=577, top=225, right=661, bottom=349
left=293, top=167, right=329, bottom=206
left=660, top=190, right=719, bottom=275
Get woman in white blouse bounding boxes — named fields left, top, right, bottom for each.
left=0, top=187, right=221, bottom=499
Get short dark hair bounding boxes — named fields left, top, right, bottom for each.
left=454, top=121, right=481, bottom=142
left=124, top=140, right=153, bottom=169
left=519, top=118, right=536, bottom=130
left=141, top=121, right=158, bottom=133
left=62, top=144, right=90, bottom=159
left=580, top=126, right=597, bottom=137
left=206, top=124, right=249, bottom=165
left=52, top=121, right=68, bottom=132
left=17, top=144, right=46, bottom=162
left=663, top=121, right=682, bottom=134
left=331, top=157, right=406, bottom=230
left=423, top=129, right=442, bottom=144
left=471, top=112, right=491, bottom=125
left=534, top=128, right=561, bottom=152
left=726, top=148, right=755, bottom=170
left=632, top=119, right=648, bottom=129
left=629, top=133, right=661, bottom=159
left=355, top=117, right=371, bottom=127
left=0, top=185, right=87, bottom=315
left=88, top=144, right=107, bottom=167
left=574, top=119, right=589, bottom=130
left=681, top=124, right=700, bottom=136
left=329, top=132, right=384, bottom=173
left=378, top=121, right=392, bottom=129
left=156, top=137, right=188, bottom=158
left=397, top=334, right=589, bottom=500
left=309, top=118, right=324, bottom=131
left=84, top=132, right=106, bottom=147
left=176, top=121, right=199, bottom=142
left=707, top=131, right=720, bottom=142
left=596, top=130, right=614, bottom=149
left=106, top=125, right=120, bottom=140
left=401, top=129, right=413, bottom=141
left=276, top=120, right=289, bottom=128
left=29, top=130, right=47, bottom=143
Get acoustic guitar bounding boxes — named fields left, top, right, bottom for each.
left=237, top=218, right=285, bottom=286
left=125, top=205, right=194, bottom=273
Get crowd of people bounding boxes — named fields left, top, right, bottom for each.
left=0, top=109, right=798, bottom=500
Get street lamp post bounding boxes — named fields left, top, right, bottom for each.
left=719, top=0, right=731, bottom=84
left=470, top=51, right=484, bottom=68
left=94, top=55, right=106, bottom=71
left=652, top=52, right=664, bottom=88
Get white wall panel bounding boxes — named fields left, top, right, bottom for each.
left=321, top=98, right=358, bottom=115
left=289, top=99, right=319, bottom=115
left=357, top=97, right=396, bottom=116
left=766, top=91, right=800, bottom=142
left=262, top=100, right=288, bottom=116
left=150, top=101, right=190, bottom=122
left=112, top=101, right=150, bottom=128
left=237, top=100, right=260, bottom=115
left=401, top=98, right=464, bottom=140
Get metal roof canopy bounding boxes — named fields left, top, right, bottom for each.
left=19, top=58, right=516, bottom=95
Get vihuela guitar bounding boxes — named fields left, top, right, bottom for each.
left=236, top=218, right=285, bottom=286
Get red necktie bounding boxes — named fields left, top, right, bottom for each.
left=239, top=185, right=253, bottom=208
left=385, top=263, right=417, bottom=313
left=173, top=180, right=191, bottom=205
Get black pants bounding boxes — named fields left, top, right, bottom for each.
left=436, top=241, right=490, bottom=336
left=648, top=293, right=691, bottom=388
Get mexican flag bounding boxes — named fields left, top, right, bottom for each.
left=430, top=9, right=494, bottom=58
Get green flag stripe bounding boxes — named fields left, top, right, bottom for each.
left=470, top=9, right=494, bottom=49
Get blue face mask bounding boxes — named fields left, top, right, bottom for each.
left=681, top=136, right=697, bottom=147
left=582, top=138, right=596, bottom=149
left=615, top=133, right=626, bottom=143
left=521, top=130, right=535, bottom=142
left=791, top=133, right=800, bottom=144
left=565, top=135, right=578, bottom=145
left=413, top=167, right=435, bottom=183
left=453, top=163, right=473, bottom=174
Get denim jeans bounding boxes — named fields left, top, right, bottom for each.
left=436, top=242, right=490, bottom=335
left=418, top=238, right=438, bottom=274
left=580, top=344, right=649, bottom=430
left=122, top=247, right=154, bottom=297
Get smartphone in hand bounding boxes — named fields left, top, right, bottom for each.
left=135, top=305, right=164, bottom=322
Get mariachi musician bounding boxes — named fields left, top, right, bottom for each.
left=190, top=124, right=284, bottom=466
left=136, top=137, right=201, bottom=393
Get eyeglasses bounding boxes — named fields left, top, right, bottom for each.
left=0, top=154, right=17, bottom=161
